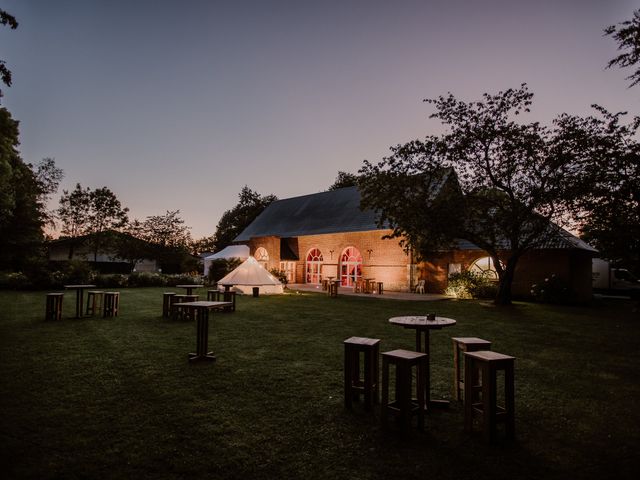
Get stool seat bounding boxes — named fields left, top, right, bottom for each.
left=381, top=349, right=427, bottom=432
left=452, top=337, right=492, bottom=402
left=464, top=350, right=515, bottom=443
left=344, top=336, right=380, bottom=411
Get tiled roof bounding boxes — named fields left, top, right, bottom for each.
left=454, top=226, right=597, bottom=252
left=234, top=186, right=387, bottom=241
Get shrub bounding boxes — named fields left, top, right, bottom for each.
left=531, top=274, right=570, bottom=304
left=94, top=274, right=128, bottom=288
left=445, top=271, right=497, bottom=300
left=0, top=272, right=30, bottom=289
left=128, top=272, right=167, bottom=287
left=165, top=273, right=205, bottom=287
left=269, top=268, right=288, bottom=286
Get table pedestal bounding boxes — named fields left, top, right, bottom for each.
left=188, top=308, right=216, bottom=362
left=415, top=329, right=450, bottom=410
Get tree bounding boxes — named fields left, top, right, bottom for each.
left=85, top=187, right=129, bottom=262
left=561, top=107, right=640, bottom=273
left=0, top=9, right=18, bottom=99
left=214, top=186, right=277, bottom=250
left=359, top=85, right=584, bottom=305
left=57, top=184, right=92, bottom=259
left=129, top=210, right=193, bottom=273
left=57, top=184, right=129, bottom=260
left=0, top=108, right=62, bottom=270
left=328, top=171, right=359, bottom=190
left=605, top=9, right=640, bottom=88
left=190, top=235, right=217, bottom=256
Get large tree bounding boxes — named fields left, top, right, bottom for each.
left=0, top=108, right=62, bottom=270
left=563, top=107, right=640, bottom=273
left=57, top=184, right=129, bottom=260
left=605, top=9, right=640, bottom=88
left=359, top=85, right=585, bottom=305
left=214, top=186, right=277, bottom=250
left=0, top=8, right=18, bottom=99
left=126, top=210, right=193, bottom=273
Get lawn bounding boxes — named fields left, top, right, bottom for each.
left=1, top=288, right=638, bottom=480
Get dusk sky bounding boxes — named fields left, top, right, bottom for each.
left=1, top=0, right=637, bottom=239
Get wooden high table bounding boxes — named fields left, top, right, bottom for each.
left=176, top=284, right=204, bottom=296
left=63, top=284, right=97, bottom=318
left=179, top=301, right=232, bottom=363
left=388, top=315, right=456, bottom=410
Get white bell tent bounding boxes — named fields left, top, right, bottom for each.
left=203, top=245, right=250, bottom=276
left=217, top=256, right=284, bottom=295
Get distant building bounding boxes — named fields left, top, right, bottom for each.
left=233, top=185, right=596, bottom=301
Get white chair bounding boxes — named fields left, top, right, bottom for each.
left=415, top=279, right=426, bottom=294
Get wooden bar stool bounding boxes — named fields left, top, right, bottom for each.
left=376, top=282, right=384, bottom=295
left=452, top=337, right=492, bottom=401
left=381, top=349, right=427, bottom=432
left=344, top=337, right=380, bottom=411
left=464, top=350, right=515, bottom=443
left=162, top=292, right=176, bottom=317
left=45, top=293, right=64, bottom=321
left=85, top=290, right=105, bottom=316
left=328, top=281, right=339, bottom=298
left=171, top=294, right=198, bottom=320
left=206, top=289, right=220, bottom=301
left=103, top=292, right=120, bottom=317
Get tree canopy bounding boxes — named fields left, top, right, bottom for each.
left=0, top=108, right=62, bottom=270
left=359, top=85, right=588, bottom=305
left=605, top=9, right=640, bottom=88
left=328, top=171, right=359, bottom=190
left=57, top=184, right=129, bottom=260
left=214, top=186, right=277, bottom=250
left=564, top=106, right=640, bottom=273
left=0, top=8, right=18, bottom=99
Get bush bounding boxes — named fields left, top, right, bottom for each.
left=531, top=274, right=570, bottom=304
left=445, top=271, right=497, bottom=300
left=269, top=268, right=288, bottom=286
left=165, top=273, right=205, bottom=287
left=94, top=274, right=128, bottom=288
left=128, top=272, right=167, bottom=287
left=0, top=272, right=30, bottom=289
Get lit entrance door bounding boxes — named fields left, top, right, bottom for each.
left=306, top=248, right=323, bottom=284
left=340, top=247, right=362, bottom=287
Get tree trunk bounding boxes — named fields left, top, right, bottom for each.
left=495, top=259, right=518, bottom=305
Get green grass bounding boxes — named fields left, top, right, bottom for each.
left=1, top=288, right=639, bottom=479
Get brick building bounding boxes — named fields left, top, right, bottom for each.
left=234, top=186, right=596, bottom=301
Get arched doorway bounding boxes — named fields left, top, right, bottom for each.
left=306, top=248, right=323, bottom=284
left=254, top=247, right=269, bottom=269
left=340, top=246, right=362, bottom=287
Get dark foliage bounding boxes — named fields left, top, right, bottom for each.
left=605, top=9, right=640, bottom=88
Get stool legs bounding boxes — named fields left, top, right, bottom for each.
left=464, top=351, right=515, bottom=443
left=344, top=338, right=380, bottom=411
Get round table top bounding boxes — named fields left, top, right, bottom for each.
left=389, top=316, right=457, bottom=329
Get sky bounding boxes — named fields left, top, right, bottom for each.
left=1, top=0, right=638, bottom=239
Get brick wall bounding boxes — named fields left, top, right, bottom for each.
left=246, top=230, right=413, bottom=291
left=419, top=249, right=592, bottom=301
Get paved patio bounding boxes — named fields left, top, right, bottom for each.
left=287, top=283, right=451, bottom=301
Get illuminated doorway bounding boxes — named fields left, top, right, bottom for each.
left=340, top=246, right=362, bottom=286
left=306, top=248, right=323, bottom=284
